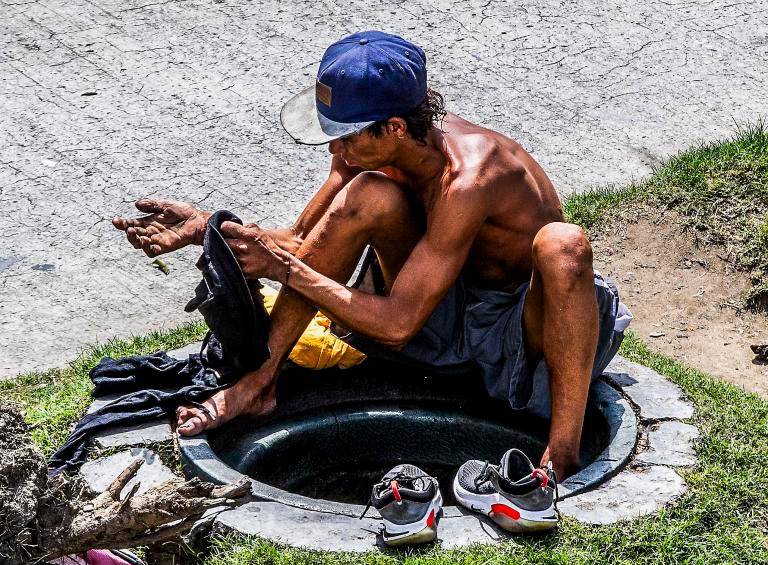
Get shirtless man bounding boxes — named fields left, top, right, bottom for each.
left=113, top=31, right=627, bottom=479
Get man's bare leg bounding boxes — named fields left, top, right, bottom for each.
left=523, top=222, right=599, bottom=478
left=177, top=173, right=422, bottom=435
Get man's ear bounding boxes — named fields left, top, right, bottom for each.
left=387, top=117, right=408, bottom=139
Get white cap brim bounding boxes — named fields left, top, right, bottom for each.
left=280, top=85, right=375, bottom=145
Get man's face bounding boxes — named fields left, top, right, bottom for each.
left=328, top=120, right=403, bottom=169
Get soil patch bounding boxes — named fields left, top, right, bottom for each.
left=0, top=404, right=47, bottom=564
left=592, top=209, right=768, bottom=398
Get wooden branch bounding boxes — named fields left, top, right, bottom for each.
left=91, top=459, right=144, bottom=508
left=0, top=404, right=252, bottom=564
left=119, top=515, right=201, bottom=548
left=108, top=459, right=144, bottom=500
left=38, top=476, right=252, bottom=560
left=117, top=482, right=141, bottom=513
left=212, top=479, right=252, bottom=500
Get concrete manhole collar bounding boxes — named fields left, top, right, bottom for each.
left=174, top=353, right=696, bottom=550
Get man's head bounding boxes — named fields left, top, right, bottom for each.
left=280, top=31, right=444, bottom=153
left=326, top=89, right=446, bottom=169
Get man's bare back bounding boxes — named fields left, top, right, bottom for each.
left=377, top=113, right=565, bottom=291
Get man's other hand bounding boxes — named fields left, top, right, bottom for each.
left=266, top=227, right=303, bottom=256
left=220, top=221, right=291, bottom=282
left=112, top=199, right=209, bottom=257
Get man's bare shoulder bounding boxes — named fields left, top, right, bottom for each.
left=440, top=113, right=557, bottom=203
left=328, top=154, right=364, bottom=181
left=440, top=114, right=528, bottom=191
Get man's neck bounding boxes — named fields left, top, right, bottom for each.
left=388, top=128, right=447, bottom=190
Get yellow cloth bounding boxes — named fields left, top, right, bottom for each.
left=261, top=286, right=366, bottom=370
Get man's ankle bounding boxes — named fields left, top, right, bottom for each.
left=239, top=367, right=277, bottom=393
left=541, top=445, right=580, bottom=478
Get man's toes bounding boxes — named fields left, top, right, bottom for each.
left=177, top=412, right=207, bottom=436
left=176, top=406, right=191, bottom=426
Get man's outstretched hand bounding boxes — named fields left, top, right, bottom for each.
left=112, top=199, right=210, bottom=257
left=220, top=221, right=292, bottom=282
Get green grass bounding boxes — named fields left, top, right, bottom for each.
left=0, top=321, right=206, bottom=456
left=565, top=122, right=768, bottom=309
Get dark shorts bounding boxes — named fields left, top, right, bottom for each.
left=336, top=249, right=629, bottom=417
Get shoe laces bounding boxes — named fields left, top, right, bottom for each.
left=547, top=461, right=562, bottom=519
left=359, top=471, right=433, bottom=519
left=475, top=460, right=503, bottom=489
left=475, top=459, right=556, bottom=493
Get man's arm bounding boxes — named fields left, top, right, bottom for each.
left=289, top=155, right=363, bottom=239
left=257, top=155, right=363, bottom=254
left=113, top=156, right=360, bottom=257
left=283, top=185, right=489, bottom=348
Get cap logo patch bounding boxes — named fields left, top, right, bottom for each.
left=315, top=79, right=332, bottom=107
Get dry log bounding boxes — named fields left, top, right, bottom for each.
left=0, top=403, right=251, bottom=564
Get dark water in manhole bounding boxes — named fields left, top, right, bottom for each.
left=210, top=405, right=606, bottom=506
left=288, top=463, right=462, bottom=505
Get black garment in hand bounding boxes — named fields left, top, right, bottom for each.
left=185, top=210, right=270, bottom=373
left=48, top=211, right=271, bottom=476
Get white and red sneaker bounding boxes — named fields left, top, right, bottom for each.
left=453, top=448, right=558, bottom=533
left=363, top=464, right=442, bottom=546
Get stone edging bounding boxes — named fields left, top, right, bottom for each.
left=208, top=356, right=697, bottom=549
left=557, top=356, right=696, bottom=524
left=78, top=349, right=699, bottom=551
left=177, top=377, right=636, bottom=517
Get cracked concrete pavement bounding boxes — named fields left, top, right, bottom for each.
left=1, top=0, right=766, bottom=378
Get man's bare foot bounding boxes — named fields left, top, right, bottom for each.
left=175, top=375, right=276, bottom=436
left=540, top=445, right=580, bottom=480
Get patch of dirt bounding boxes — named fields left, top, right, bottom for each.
left=0, top=404, right=47, bottom=564
left=592, top=210, right=768, bottom=398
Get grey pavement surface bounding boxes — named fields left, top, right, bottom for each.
left=79, top=447, right=176, bottom=499
left=1, top=0, right=767, bottom=377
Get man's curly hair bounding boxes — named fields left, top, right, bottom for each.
left=366, top=88, right=447, bottom=144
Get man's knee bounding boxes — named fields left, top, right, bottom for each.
left=330, top=172, right=409, bottom=225
left=532, top=222, right=593, bottom=280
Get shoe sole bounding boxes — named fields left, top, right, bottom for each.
left=382, top=490, right=443, bottom=546
left=452, top=475, right=558, bottom=533
left=382, top=524, right=438, bottom=546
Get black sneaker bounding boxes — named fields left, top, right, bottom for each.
left=453, top=448, right=558, bottom=532
left=363, top=464, right=442, bottom=546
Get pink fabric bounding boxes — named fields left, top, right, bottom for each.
left=49, top=550, right=131, bottom=565
left=85, top=550, right=132, bottom=565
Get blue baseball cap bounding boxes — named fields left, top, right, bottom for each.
left=281, top=30, right=427, bottom=145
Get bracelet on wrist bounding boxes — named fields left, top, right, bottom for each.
left=284, top=256, right=292, bottom=286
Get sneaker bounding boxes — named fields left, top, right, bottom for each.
left=453, top=448, right=558, bottom=532
left=363, top=464, right=442, bottom=546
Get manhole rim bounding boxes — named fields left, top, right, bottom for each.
left=179, top=377, right=637, bottom=517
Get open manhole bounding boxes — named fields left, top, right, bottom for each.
left=180, top=359, right=636, bottom=516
